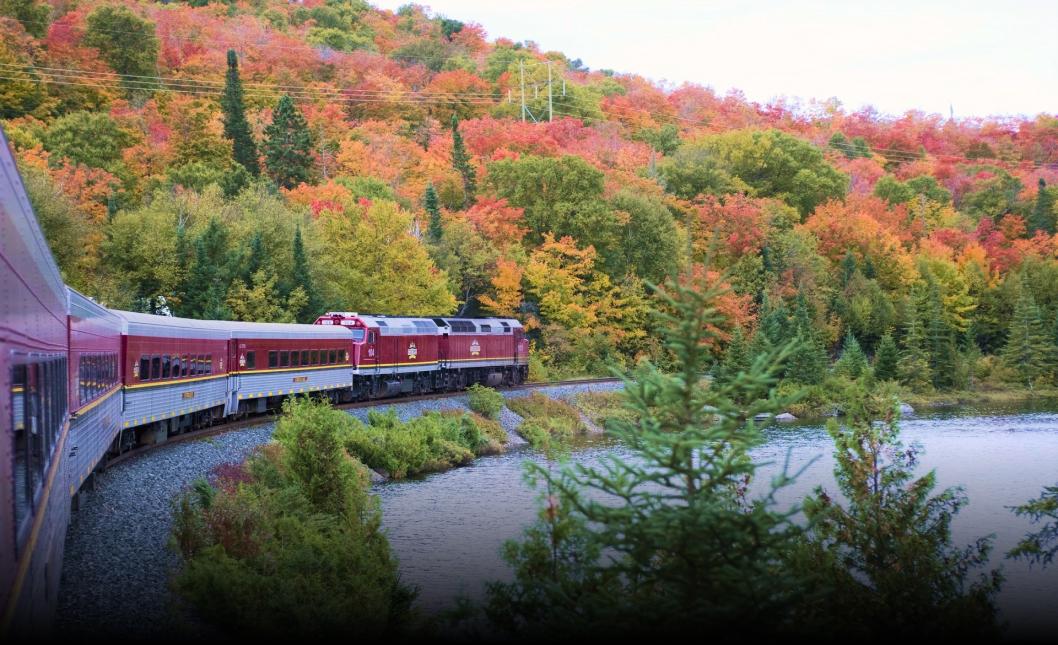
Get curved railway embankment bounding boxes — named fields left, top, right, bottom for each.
left=56, top=379, right=623, bottom=638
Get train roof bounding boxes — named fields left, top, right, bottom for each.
left=0, top=126, right=68, bottom=319
left=222, top=319, right=354, bottom=340
left=68, top=288, right=121, bottom=324
left=111, top=310, right=232, bottom=340
left=111, top=310, right=356, bottom=340
left=320, top=312, right=523, bottom=335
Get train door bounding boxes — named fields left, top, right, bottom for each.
left=362, top=329, right=379, bottom=372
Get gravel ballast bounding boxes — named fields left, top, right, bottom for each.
left=55, top=380, right=623, bottom=637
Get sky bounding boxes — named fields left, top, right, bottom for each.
left=370, top=0, right=1058, bottom=119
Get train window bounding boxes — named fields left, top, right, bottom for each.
left=206, top=355, right=213, bottom=375
left=171, top=356, right=182, bottom=379
left=182, top=354, right=190, bottom=377
left=150, top=356, right=161, bottom=380
left=291, top=351, right=300, bottom=367
left=351, top=329, right=365, bottom=342
left=301, top=350, right=309, bottom=366
left=280, top=351, right=289, bottom=368
left=339, top=350, right=347, bottom=363
left=328, top=350, right=337, bottom=364
left=268, top=351, right=278, bottom=368
left=480, top=324, right=491, bottom=332
left=310, top=350, right=319, bottom=365
left=11, top=355, right=68, bottom=552
left=12, top=363, right=28, bottom=536
left=368, top=332, right=376, bottom=343
left=162, top=355, right=171, bottom=379
left=245, top=351, right=256, bottom=370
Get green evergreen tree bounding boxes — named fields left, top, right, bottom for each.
left=1001, top=283, right=1053, bottom=388
left=716, top=325, right=751, bottom=387
left=221, top=49, right=260, bottom=176
left=1028, top=178, right=1055, bottom=235
left=925, top=282, right=957, bottom=389
left=263, top=95, right=314, bottom=189
left=290, top=225, right=322, bottom=323
left=241, top=230, right=265, bottom=287
left=173, top=221, right=191, bottom=294
left=485, top=275, right=805, bottom=638
left=798, top=382, right=1002, bottom=638
left=424, top=183, right=442, bottom=242
left=839, top=250, right=857, bottom=287
left=833, top=331, right=868, bottom=380
left=898, top=289, right=933, bottom=392
left=450, top=115, right=476, bottom=207
left=183, top=218, right=233, bottom=319
left=785, top=293, right=829, bottom=385
left=872, top=330, right=899, bottom=382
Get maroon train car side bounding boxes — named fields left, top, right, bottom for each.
left=0, top=127, right=72, bottom=636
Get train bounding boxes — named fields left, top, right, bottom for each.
left=0, top=126, right=528, bottom=636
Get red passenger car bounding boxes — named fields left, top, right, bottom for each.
left=66, top=289, right=122, bottom=494
left=1, top=127, right=71, bottom=635
left=114, top=311, right=231, bottom=447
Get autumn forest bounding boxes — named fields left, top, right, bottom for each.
left=3, top=0, right=1058, bottom=400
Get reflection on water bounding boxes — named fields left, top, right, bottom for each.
left=376, top=400, right=1058, bottom=636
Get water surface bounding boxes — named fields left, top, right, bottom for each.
left=376, top=400, right=1058, bottom=637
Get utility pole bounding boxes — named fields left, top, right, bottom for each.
left=547, top=61, right=553, bottom=122
left=519, top=59, right=526, bottom=122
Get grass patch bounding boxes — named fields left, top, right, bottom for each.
left=571, top=391, right=637, bottom=428
left=343, top=408, right=507, bottom=479
left=507, top=392, right=586, bottom=449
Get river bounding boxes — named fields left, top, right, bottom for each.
left=375, top=400, right=1058, bottom=637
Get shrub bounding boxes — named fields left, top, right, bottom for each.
left=467, top=383, right=505, bottom=419
left=171, top=397, right=414, bottom=638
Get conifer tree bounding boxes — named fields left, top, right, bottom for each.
left=872, top=330, right=899, bottom=382
left=1001, top=283, right=1053, bottom=388
left=290, top=225, right=322, bottom=323
left=785, top=294, right=829, bottom=385
left=241, top=230, right=264, bottom=287
left=450, top=115, right=476, bottom=207
left=898, top=289, right=932, bottom=392
left=833, top=331, right=868, bottom=380
left=798, top=382, right=1001, bottom=638
left=716, top=325, right=750, bottom=387
left=1028, top=178, right=1055, bottom=235
left=221, top=49, right=260, bottom=176
left=424, top=183, right=443, bottom=242
left=264, top=95, right=313, bottom=189
left=839, top=250, right=857, bottom=286
left=486, top=275, right=805, bottom=638
left=183, top=218, right=233, bottom=319
left=925, top=282, right=957, bottom=389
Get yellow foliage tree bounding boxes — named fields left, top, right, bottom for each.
left=479, top=258, right=523, bottom=318
left=315, top=200, right=457, bottom=315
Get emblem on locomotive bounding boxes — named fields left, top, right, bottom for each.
left=408, top=342, right=418, bottom=359
left=470, top=339, right=481, bottom=356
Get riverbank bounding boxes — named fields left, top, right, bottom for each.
left=54, top=381, right=624, bottom=637
left=781, top=380, right=1058, bottom=421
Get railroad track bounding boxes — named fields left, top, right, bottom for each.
left=103, top=377, right=623, bottom=470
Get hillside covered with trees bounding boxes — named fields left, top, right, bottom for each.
left=3, top=0, right=1058, bottom=395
